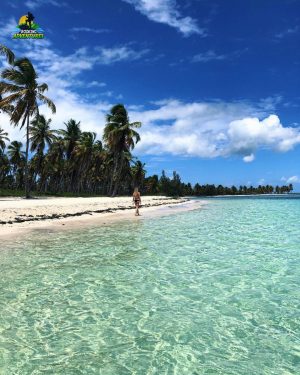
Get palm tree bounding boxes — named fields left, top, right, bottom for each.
left=59, top=119, right=81, bottom=160
left=131, top=160, right=146, bottom=189
left=29, top=114, right=57, bottom=188
left=7, top=141, right=25, bottom=188
left=73, top=132, right=98, bottom=192
left=0, top=45, right=15, bottom=119
left=145, top=174, right=159, bottom=195
left=30, top=115, right=57, bottom=154
left=0, top=127, right=9, bottom=151
left=42, top=137, right=65, bottom=193
left=103, top=104, right=141, bottom=196
left=7, top=141, right=25, bottom=167
left=0, top=149, right=10, bottom=186
left=0, top=55, right=56, bottom=198
left=89, top=139, right=104, bottom=193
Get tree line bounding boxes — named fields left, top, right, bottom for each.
left=0, top=45, right=143, bottom=197
left=143, top=171, right=293, bottom=196
left=0, top=44, right=294, bottom=198
left=0, top=110, right=144, bottom=196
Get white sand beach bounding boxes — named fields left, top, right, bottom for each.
left=0, top=196, right=206, bottom=239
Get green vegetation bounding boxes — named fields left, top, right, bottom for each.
left=0, top=107, right=143, bottom=196
left=0, top=44, right=294, bottom=198
left=18, top=23, right=39, bottom=31
left=103, top=104, right=141, bottom=196
left=0, top=45, right=56, bottom=198
left=0, top=189, right=108, bottom=198
left=151, top=172, right=293, bottom=196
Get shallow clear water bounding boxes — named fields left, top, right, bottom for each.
left=0, top=197, right=300, bottom=374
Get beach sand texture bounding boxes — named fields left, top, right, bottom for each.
left=0, top=196, right=204, bottom=239
left=0, top=196, right=188, bottom=223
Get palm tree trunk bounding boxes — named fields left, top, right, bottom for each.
left=109, top=154, right=119, bottom=196
left=25, top=112, right=31, bottom=199
left=112, top=154, right=123, bottom=197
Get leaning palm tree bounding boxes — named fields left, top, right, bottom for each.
left=0, top=55, right=56, bottom=198
left=0, top=126, right=9, bottom=151
left=103, top=104, right=141, bottom=196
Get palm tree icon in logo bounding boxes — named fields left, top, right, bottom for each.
left=18, top=12, right=37, bottom=31
left=25, top=12, right=35, bottom=29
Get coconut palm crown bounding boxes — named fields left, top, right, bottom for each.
left=103, top=104, right=141, bottom=196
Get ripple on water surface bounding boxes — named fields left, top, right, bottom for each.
left=0, top=197, right=300, bottom=374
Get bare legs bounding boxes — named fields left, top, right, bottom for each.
left=135, top=202, right=140, bottom=216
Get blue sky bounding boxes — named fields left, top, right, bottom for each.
left=0, top=0, right=300, bottom=189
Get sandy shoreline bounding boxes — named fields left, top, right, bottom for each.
left=0, top=196, right=206, bottom=240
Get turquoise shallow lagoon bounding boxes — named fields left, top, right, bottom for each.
left=1, top=196, right=300, bottom=374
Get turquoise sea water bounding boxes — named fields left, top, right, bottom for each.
left=0, top=196, right=300, bottom=374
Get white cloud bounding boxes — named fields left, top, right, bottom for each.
left=2, top=92, right=300, bottom=162
left=258, top=96, right=283, bottom=111
left=1, top=37, right=300, bottom=163
left=227, top=115, right=300, bottom=156
left=0, top=94, right=110, bottom=149
left=281, top=176, right=300, bottom=184
left=96, top=46, right=150, bottom=64
left=128, top=101, right=300, bottom=161
left=25, top=0, right=67, bottom=9
left=243, top=154, right=255, bottom=163
left=70, top=27, right=110, bottom=34
left=122, top=0, right=205, bottom=36
left=86, top=81, right=107, bottom=88
left=5, top=41, right=149, bottom=86
left=0, top=41, right=131, bottom=145
left=192, top=50, right=226, bottom=63
left=0, top=18, right=18, bottom=42
left=275, top=26, right=299, bottom=39
left=191, top=48, right=248, bottom=64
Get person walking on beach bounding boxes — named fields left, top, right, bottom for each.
left=133, top=187, right=141, bottom=216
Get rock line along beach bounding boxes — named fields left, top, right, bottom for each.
left=0, top=196, right=206, bottom=239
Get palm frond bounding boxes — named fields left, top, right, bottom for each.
left=37, top=83, right=48, bottom=93
left=0, top=92, right=25, bottom=106
left=37, top=93, right=56, bottom=113
left=10, top=100, right=28, bottom=126
left=1, top=68, right=26, bottom=85
left=14, top=58, right=38, bottom=82
left=0, top=45, right=15, bottom=65
left=0, top=82, right=23, bottom=94
left=130, top=121, right=142, bottom=128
